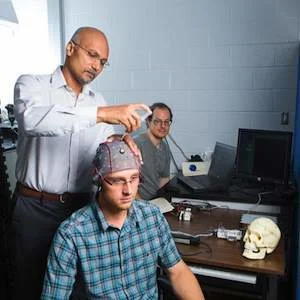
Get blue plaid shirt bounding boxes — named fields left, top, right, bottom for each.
left=41, top=200, right=181, bottom=299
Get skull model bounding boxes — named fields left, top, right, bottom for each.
left=242, top=217, right=281, bottom=260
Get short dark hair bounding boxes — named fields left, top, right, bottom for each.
left=147, top=102, right=173, bottom=123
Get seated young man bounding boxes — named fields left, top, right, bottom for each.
left=41, top=140, right=205, bottom=300
left=134, top=102, right=173, bottom=199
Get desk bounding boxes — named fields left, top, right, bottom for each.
left=161, top=173, right=296, bottom=207
left=165, top=208, right=286, bottom=300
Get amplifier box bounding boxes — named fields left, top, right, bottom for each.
left=182, top=161, right=210, bottom=176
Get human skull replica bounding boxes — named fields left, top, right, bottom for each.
left=242, top=217, right=281, bottom=260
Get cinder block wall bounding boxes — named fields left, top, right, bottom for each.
left=61, top=0, right=300, bottom=170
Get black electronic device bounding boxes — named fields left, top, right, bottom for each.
left=5, top=104, right=15, bottom=127
left=235, top=128, right=293, bottom=187
left=171, top=231, right=200, bottom=245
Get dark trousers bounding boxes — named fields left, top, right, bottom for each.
left=8, top=192, right=90, bottom=300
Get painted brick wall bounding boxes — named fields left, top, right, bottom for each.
left=62, top=0, right=300, bottom=169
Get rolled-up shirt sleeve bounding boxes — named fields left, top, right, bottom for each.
left=14, top=73, right=106, bottom=137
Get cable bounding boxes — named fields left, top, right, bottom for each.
left=167, top=133, right=189, bottom=161
left=245, top=191, right=273, bottom=214
left=178, top=241, right=212, bottom=257
left=173, top=199, right=229, bottom=212
left=171, top=230, right=214, bottom=238
left=164, top=137, right=180, bottom=172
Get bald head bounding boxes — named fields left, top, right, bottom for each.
left=70, top=27, right=109, bottom=52
left=62, top=26, right=109, bottom=94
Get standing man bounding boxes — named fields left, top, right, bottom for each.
left=10, top=26, right=150, bottom=300
left=134, top=102, right=173, bottom=199
left=42, top=140, right=205, bottom=300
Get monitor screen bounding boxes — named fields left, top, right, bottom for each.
left=235, top=128, right=293, bottom=186
left=208, top=142, right=236, bottom=180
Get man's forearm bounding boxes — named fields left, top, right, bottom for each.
left=167, top=261, right=205, bottom=300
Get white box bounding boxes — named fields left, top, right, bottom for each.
left=182, top=161, right=211, bottom=176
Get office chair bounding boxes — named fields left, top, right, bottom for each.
left=157, top=274, right=178, bottom=300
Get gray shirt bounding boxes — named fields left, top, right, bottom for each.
left=134, top=133, right=170, bottom=199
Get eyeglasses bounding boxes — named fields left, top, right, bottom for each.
left=103, top=175, right=140, bottom=187
left=151, top=118, right=172, bottom=127
left=71, top=40, right=110, bottom=68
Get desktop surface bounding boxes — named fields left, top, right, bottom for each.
left=160, top=172, right=294, bottom=300
left=165, top=208, right=285, bottom=276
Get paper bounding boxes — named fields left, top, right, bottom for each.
left=149, top=197, right=174, bottom=214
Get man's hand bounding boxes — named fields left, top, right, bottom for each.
left=122, top=134, right=143, bottom=164
left=97, top=103, right=152, bottom=133
left=107, top=134, right=143, bottom=165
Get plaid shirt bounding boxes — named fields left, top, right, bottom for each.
left=41, top=200, right=181, bottom=299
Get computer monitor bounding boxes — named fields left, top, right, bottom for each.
left=235, top=128, right=293, bottom=186
left=209, top=142, right=236, bottom=181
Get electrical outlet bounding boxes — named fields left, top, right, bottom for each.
left=281, top=112, right=289, bottom=125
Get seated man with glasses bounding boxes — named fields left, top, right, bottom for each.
left=134, top=102, right=173, bottom=199
left=42, top=139, right=205, bottom=300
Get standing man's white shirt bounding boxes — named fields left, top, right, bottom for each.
left=14, top=66, right=115, bottom=194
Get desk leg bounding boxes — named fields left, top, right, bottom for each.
left=266, top=275, right=278, bottom=300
